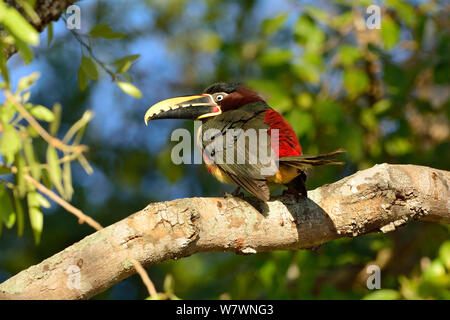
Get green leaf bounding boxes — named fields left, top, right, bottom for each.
left=36, top=193, right=50, bottom=209
left=78, top=154, right=93, bottom=175
left=47, top=22, right=53, bottom=46
left=385, top=137, right=412, bottom=156
left=387, top=0, right=416, bottom=27
left=0, top=101, right=16, bottom=123
left=258, top=48, right=293, bottom=66
left=261, top=13, right=287, bottom=36
left=0, top=125, right=21, bottom=164
left=305, top=6, right=328, bottom=23
left=338, top=45, right=362, bottom=67
left=381, top=17, right=400, bottom=50
left=343, top=68, right=369, bottom=98
left=89, top=24, right=126, bottom=39
left=15, top=154, right=27, bottom=198
left=13, top=189, right=24, bottom=236
left=17, top=72, right=40, bottom=92
left=439, top=241, right=450, bottom=269
left=30, top=105, right=55, bottom=122
left=1, top=6, right=39, bottom=45
left=14, top=37, right=33, bottom=64
left=46, top=146, right=64, bottom=196
left=294, top=15, right=325, bottom=52
left=0, top=183, right=16, bottom=229
left=23, top=136, right=41, bottom=181
left=296, top=92, right=313, bottom=109
left=117, top=81, right=142, bottom=99
left=314, top=100, right=343, bottom=125
left=77, top=66, right=88, bottom=91
left=373, top=99, right=391, bottom=114
left=363, top=289, right=401, bottom=300
left=292, top=62, right=320, bottom=84
left=423, top=260, right=446, bottom=284
left=63, top=160, right=73, bottom=201
left=246, top=79, right=291, bottom=112
left=0, top=166, right=12, bottom=175
left=0, top=49, right=10, bottom=85
left=112, top=54, right=140, bottom=74
left=196, top=31, right=222, bottom=53
left=287, top=110, right=314, bottom=137
left=49, top=103, right=62, bottom=136
left=163, top=274, right=174, bottom=294
left=80, top=56, right=98, bottom=81
left=27, top=191, right=43, bottom=244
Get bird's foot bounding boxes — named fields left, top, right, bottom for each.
left=282, top=189, right=307, bottom=201
left=225, top=187, right=244, bottom=200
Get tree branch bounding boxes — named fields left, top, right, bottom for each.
left=0, top=163, right=449, bottom=299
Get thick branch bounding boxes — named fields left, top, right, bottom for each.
left=0, top=163, right=449, bottom=299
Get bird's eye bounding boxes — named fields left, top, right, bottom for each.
left=215, top=94, right=224, bottom=102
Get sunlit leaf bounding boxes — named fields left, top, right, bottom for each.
left=81, top=56, right=98, bottom=81
left=373, top=99, right=391, bottom=114
left=385, top=137, right=412, bottom=156
left=0, top=125, right=21, bottom=164
left=0, top=49, right=10, bottom=85
left=46, top=146, right=64, bottom=196
left=63, top=160, right=73, bottom=201
left=0, top=183, right=16, bottom=229
left=112, top=54, right=140, bottom=74
left=36, top=193, right=51, bottom=209
left=15, top=154, right=27, bottom=198
left=77, top=66, right=88, bottom=91
left=13, top=189, right=24, bottom=236
left=363, top=289, right=400, bottom=300
left=89, top=24, right=126, bottom=39
left=17, top=72, right=40, bottom=92
left=49, top=103, right=62, bottom=136
left=259, top=48, right=293, bottom=66
left=117, top=81, right=142, bottom=99
left=47, top=22, right=53, bottom=46
left=1, top=5, right=39, bottom=45
left=14, top=37, right=33, bottom=64
left=261, top=13, right=287, bottom=36
left=338, top=45, right=361, bottom=66
left=287, top=110, right=314, bottom=137
left=381, top=17, right=400, bottom=50
left=439, top=241, right=450, bottom=269
left=27, top=191, right=43, bottom=244
left=343, top=68, right=369, bottom=98
left=30, top=105, right=55, bottom=122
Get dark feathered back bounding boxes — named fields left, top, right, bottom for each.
left=203, top=82, right=243, bottom=94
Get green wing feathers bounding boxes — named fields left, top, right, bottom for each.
left=280, top=149, right=346, bottom=169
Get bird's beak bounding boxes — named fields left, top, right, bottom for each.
left=144, top=94, right=222, bottom=125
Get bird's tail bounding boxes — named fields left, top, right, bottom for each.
left=279, top=148, right=346, bottom=169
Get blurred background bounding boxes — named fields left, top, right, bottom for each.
left=0, top=0, right=449, bottom=299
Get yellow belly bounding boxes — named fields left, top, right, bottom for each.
left=266, top=165, right=300, bottom=184
left=205, top=163, right=299, bottom=185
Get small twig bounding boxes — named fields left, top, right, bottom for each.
left=4, top=91, right=88, bottom=154
left=63, top=17, right=117, bottom=81
left=25, top=174, right=103, bottom=230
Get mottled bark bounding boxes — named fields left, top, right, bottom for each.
left=0, top=164, right=449, bottom=299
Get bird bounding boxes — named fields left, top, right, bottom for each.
left=145, top=82, right=344, bottom=202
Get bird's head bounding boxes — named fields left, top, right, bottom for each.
left=144, top=82, right=264, bottom=125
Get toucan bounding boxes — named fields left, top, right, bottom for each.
left=145, top=82, right=344, bottom=202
